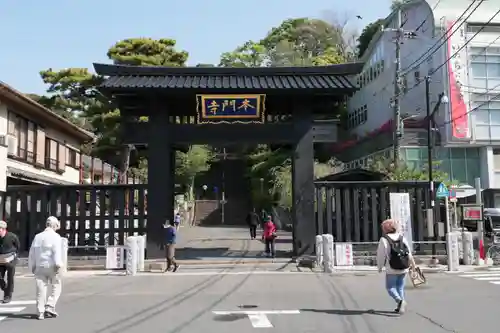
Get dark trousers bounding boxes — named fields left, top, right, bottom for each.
left=249, top=225, right=257, bottom=239
left=265, top=239, right=275, bottom=257
left=165, top=244, right=177, bottom=270
left=0, top=263, right=15, bottom=298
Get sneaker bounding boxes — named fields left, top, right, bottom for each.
left=173, top=264, right=179, bottom=272
left=2, top=296, right=11, bottom=304
left=399, top=301, right=407, bottom=314
left=44, top=309, right=58, bottom=318
left=37, top=313, right=45, bottom=320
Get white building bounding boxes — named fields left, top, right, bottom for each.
left=0, top=81, right=94, bottom=190
left=339, top=0, right=500, bottom=193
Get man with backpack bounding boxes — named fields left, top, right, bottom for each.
left=376, top=219, right=415, bottom=314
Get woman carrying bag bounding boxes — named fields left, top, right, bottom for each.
left=262, top=216, right=277, bottom=258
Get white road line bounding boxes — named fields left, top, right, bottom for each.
left=248, top=314, right=273, bottom=328
left=490, top=281, right=500, bottom=284
left=213, top=310, right=300, bottom=328
left=475, top=276, right=500, bottom=280
left=0, top=316, right=6, bottom=322
left=213, top=310, right=300, bottom=315
left=459, top=273, right=500, bottom=278
left=0, top=300, right=36, bottom=306
left=0, top=307, right=26, bottom=314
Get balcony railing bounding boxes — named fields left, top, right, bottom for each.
left=18, top=148, right=35, bottom=164
left=45, top=157, right=58, bottom=171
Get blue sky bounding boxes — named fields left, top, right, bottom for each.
left=1, top=0, right=392, bottom=95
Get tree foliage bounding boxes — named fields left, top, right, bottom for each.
left=37, top=38, right=189, bottom=176
left=356, top=18, right=385, bottom=58
left=176, top=146, right=214, bottom=200
left=391, top=0, right=412, bottom=11
left=366, top=157, right=456, bottom=185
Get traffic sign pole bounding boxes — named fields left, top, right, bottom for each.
left=475, top=178, right=485, bottom=265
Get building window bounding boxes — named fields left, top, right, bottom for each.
left=66, top=148, right=78, bottom=168
left=402, top=147, right=480, bottom=186
left=347, top=104, right=368, bottom=130
left=45, top=138, right=59, bottom=171
left=7, top=111, right=36, bottom=164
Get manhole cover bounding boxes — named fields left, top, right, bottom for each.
left=238, top=305, right=258, bottom=309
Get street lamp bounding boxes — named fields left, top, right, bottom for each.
left=425, top=75, right=448, bottom=258
left=259, top=178, right=264, bottom=195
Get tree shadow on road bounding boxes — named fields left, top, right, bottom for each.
left=301, top=308, right=399, bottom=317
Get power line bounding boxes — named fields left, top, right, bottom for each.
left=401, top=0, right=482, bottom=74
left=402, top=7, right=500, bottom=97
left=437, top=83, right=500, bottom=128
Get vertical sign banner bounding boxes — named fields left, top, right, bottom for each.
left=390, top=193, right=413, bottom=252
left=335, top=243, right=353, bottom=266
left=446, top=21, right=470, bottom=139
left=196, top=94, right=266, bottom=124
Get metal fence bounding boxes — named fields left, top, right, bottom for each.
left=3, top=184, right=147, bottom=255
left=314, top=181, right=446, bottom=256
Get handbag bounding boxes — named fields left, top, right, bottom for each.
left=0, top=253, right=16, bottom=264
left=409, top=266, right=426, bottom=287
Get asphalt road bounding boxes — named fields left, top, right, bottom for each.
left=1, top=267, right=499, bottom=333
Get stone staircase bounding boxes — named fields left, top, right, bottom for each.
left=193, top=200, right=220, bottom=226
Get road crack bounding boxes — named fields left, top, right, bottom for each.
left=414, top=312, right=460, bottom=333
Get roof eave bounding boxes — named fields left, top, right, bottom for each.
left=93, top=62, right=365, bottom=77
left=0, top=82, right=95, bottom=142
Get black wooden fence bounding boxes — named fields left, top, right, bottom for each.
left=3, top=184, right=147, bottom=255
left=314, top=181, right=446, bottom=255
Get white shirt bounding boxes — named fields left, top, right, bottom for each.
left=376, top=232, right=414, bottom=274
left=28, top=228, right=63, bottom=270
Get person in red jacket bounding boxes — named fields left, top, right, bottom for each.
left=262, top=216, right=277, bottom=258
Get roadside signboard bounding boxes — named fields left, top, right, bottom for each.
left=461, top=204, right=483, bottom=221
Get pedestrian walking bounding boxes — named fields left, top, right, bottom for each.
left=246, top=209, right=259, bottom=239
left=28, top=216, right=64, bottom=320
left=0, top=220, right=20, bottom=304
left=174, top=212, right=181, bottom=230
left=262, top=216, right=277, bottom=258
left=376, top=219, right=415, bottom=314
left=164, top=220, right=179, bottom=272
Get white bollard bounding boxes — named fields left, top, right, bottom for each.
left=136, top=235, right=145, bottom=272
left=446, top=231, right=460, bottom=271
left=462, top=231, right=474, bottom=265
left=315, top=235, right=323, bottom=267
left=126, top=236, right=138, bottom=276
left=322, top=234, right=334, bottom=273
left=61, top=237, right=68, bottom=274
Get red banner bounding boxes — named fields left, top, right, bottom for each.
left=446, top=21, right=469, bottom=139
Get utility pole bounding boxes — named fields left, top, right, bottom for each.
left=393, top=12, right=402, bottom=166
left=389, top=10, right=417, bottom=166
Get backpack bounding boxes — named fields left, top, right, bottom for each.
left=384, top=235, right=410, bottom=270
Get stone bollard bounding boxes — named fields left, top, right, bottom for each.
left=446, top=231, right=460, bottom=271
left=61, top=237, right=69, bottom=274
left=136, top=235, right=146, bottom=272
left=462, top=231, right=474, bottom=265
left=322, top=234, right=334, bottom=273
left=315, top=235, right=323, bottom=267
left=126, top=236, right=138, bottom=276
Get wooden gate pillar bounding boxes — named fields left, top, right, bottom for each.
left=292, top=107, right=315, bottom=256
left=146, top=102, right=175, bottom=258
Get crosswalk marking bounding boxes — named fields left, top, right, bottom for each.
left=0, top=300, right=35, bottom=323
left=459, top=269, right=500, bottom=286
left=0, top=301, right=36, bottom=306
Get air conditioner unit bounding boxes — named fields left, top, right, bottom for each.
left=7, top=135, right=17, bottom=155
